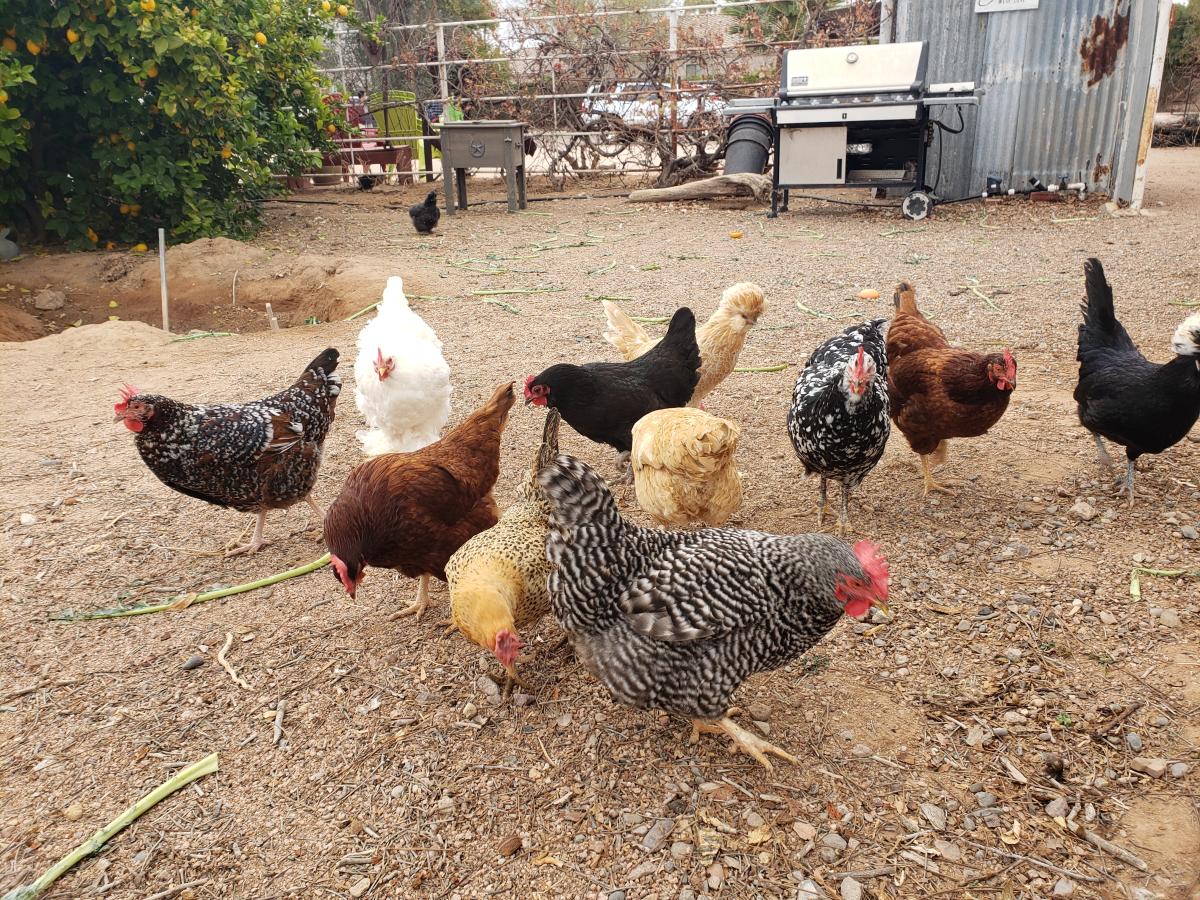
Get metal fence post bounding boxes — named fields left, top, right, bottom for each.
left=157, top=228, right=170, bottom=333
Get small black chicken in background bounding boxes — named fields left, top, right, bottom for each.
left=358, top=174, right=380, bottom=191
left=409, top=191, right=441, bottom=234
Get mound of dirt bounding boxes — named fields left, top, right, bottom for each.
left=0, top=237, right=405, bottom=340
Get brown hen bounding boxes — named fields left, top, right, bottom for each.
left=887, top=281, right=1017, bottom=497
left=324, top=381, right=516, bottom=617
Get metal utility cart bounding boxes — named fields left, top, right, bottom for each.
left=438, top=120, right=528, bottom=215
left=727, top=41, right=978, bottom=220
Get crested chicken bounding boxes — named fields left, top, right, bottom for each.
left=525, top=306, right=700, bottom=477
left=114, top=348, right=341, bottom=556
left=602, top=282, right=764, bottom=406
left=887, top=281, right=1017, bottom=496
left=409, top=190, right=441, bottom=234
left=630, top=407, right=742, bottom=527
left=446, top=409, right=561, bottom=687
left=1075, top=257, right=1200, bottom=503
left=324, top=381, right=515, bottom=618
left=354, top=276, right=452, bottom=456
left=788, top=319, right=890, bottom=534
left=539, top=454, right=889, bottom=768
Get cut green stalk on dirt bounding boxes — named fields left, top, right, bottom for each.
left=630, top=315, right=670, bottom=325
left=587, top=295, right=633, bottom=303
left=1129, top=566, right=1200, bottom=598
left=794, top=300, right=835, bottom=320
left=735, top=364, right=789, bottom=373
left=472, top=288, right=564, bottom=297
left=53, top=554, right=331, bottom=622
left=586, top=260, right=616, bottom=275
left=170, top=331, right=235, bottom=342
left=481, top=299, right=522, bottom=315
left=1, top=752, right=219, bottom=900
left=344, top=300, right=381, bottom=321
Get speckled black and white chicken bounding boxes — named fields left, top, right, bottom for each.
left=787, top=319, right=890, bottom=535
left=538, top=454, right=889, bottom=768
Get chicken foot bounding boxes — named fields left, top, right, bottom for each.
left=610, top=451, right=634, bottom=486
left=225, top=510, right=270, bottom=557
left=919, top=454, right=962, bottom=497
left=837, top=482, right=853, bottom=537
left=690, top=716, right=799, bottom=770
left=1091, top=432, right=1115, bottom=473
left=1116, top=459, right=1136, bottom=506
left=814, top=477, right=834, bottom=526
left=397, top=574, right=433, bottom=620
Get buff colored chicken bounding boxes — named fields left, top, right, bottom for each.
left=446, top=410, right=561, bottom=688
left=630, top=407, right=743, bottom=527
left=602, top=282, right=765, bottom=406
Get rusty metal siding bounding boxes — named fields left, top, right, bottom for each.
left=894, top=0, right=1165, bottom=203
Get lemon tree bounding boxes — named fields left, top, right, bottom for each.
left=0, top=0, right=376, bottom=246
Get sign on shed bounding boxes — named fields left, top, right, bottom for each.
left=974, top=0, right=1039, bottom=12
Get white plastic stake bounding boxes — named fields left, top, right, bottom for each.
left=157, top=228, right=170, bottom=333
left=265, top=303, right=279, bottom=331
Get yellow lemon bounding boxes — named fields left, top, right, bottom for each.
left=140, top=0, right=156, bottom=11
left=321, top=0, right=331, bottom=9
left=1, top=37, right=16, bottom=53
left=26, top=39, right=41, bottom=56
left=86, top=227, right=99, bottom=243
left=146, top=63, right=158, bottom=77
left=104, top=241, right=116, bottom=250
left=67, top=28, right=80, bottom=44
left=255, top=32, right=267, bottom=45
left=336, top=4, right=348, bottom=15
left=221, top=145, right=233, bottom=159
left=857, top=288, right=880, bottom=300
left=0, top=90, right=7, bottom=104
left=108, top=315, right=120, bottom=321
left=119, top=203, right=130, bottom=214
left=108, top=300, right=118, bottom=308
left=132, top=243, right=148, bottom=252
left=126, top=140, right=136, bottom=152
left=129, top=204, right=140, bottom=215
left=729, top=230, right=744, bottom=239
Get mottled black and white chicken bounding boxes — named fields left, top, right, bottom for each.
left=538, top=454, right=889, bottom=768
left=788, top=319, right=890, bottom=534
left=114, top=349, right=342, bottom=555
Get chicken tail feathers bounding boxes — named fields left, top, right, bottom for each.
left=292, top=348, right=342, bottom=397
left=1079, top=258, right=1136, bottom=355
left=539, top=454, right=626, bottom=544
left=534, top=409, right=562, bottom=474
left=601, top=299, right=652, bottom=359
left=893, top=280, right=919, bottom=316
left=654, top=307, right=702, bottom=380
left=1171, top=312, right=1200, bottom=358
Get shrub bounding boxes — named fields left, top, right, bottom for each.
left=0, top=0, right=374, bottom=246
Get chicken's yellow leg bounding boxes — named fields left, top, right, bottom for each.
left=398, top=574, right=432, bottom=620
left=920, top=455, right=959, bottom=497
left=225, top=510, right=270, bottom=557
left=690, top=716, right=798, bottom=770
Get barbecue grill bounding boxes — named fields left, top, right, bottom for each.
left=727, top=41, right=977, bottom=220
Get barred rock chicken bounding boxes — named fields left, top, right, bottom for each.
left=887, top=281, right=1016, bottom=496
left=630, top=407, right=743, bottom=527
left=1075, top=258, right=1200, bottom=504
left=788, top=320, right=890, bottom=534
left=324, top=381, right=516, bottom=618
left=354, top=276, right=451, bottom=456
left=114, top=348, right=342, bottom=556
left=539, top=455, right=889, bottom=768
left=409, top=191, right=441, bottom=234
left=525, top=306, right=700, bottom=478
left=446, top=410, right=561, bottom=688
left=602, top=283, right=764, bottom=406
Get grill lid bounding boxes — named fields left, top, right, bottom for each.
left=779, top=41, right=929, bottom=98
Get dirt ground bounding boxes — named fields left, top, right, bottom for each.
left=3, top=149, right=1200, bottom=900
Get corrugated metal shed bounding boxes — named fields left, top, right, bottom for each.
left=890, top=0, right=1168, bottom=203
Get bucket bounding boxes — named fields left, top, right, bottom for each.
left=724, top=114, right=773, bottom=175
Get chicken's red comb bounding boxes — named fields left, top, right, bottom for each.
left=1002, top=349, right=1016, bottom=378
left=119, top=383, right=139, bottom=402
left=852, top=540, right=889, bottom=601
left=851, top=346, right=867, bottom=373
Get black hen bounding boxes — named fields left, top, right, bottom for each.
left=358, top=174, right=380, bottom=191
left=1074, top=258, right=1200, bottom=503
left=524, top=307, right=700, bottom=474
left=409, top=191, right=440, bottom=233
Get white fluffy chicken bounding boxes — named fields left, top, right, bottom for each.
left=353, top=276, right=451, bottom=456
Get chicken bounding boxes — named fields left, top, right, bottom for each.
left=114, top=348, right=342, bottom=555
left=1074, top=258, right=1200, bottom=504
left=324, top=381, right=516, bottom=619
left=538, top=455, right=889, bottom=768
left=358, top=174, right=380, bottom=191
left=354, top=276, right=451, bottom=456
left=602, top=282, right=764, bottom=406
left=524, top=306, right=701, bottom=476
left=630, top=407, right=742, bottom=527
left=788, top=320, right=890, bottom=534
left=887, top=281, right=1017, bottom=497
left=409, top=190, right=441, bottom=234
left=446, top=409, right=561, bottom=688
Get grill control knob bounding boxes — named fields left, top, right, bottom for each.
left=846, top=51, right=859, bottom=64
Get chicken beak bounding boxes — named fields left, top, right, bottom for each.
left=873, top=598, right=890, bottom=617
